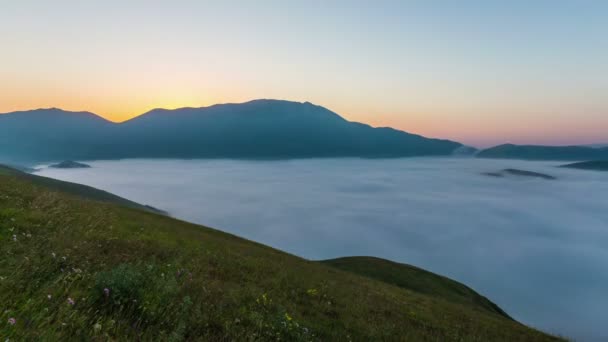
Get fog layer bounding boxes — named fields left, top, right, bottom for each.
left=38, top=158, right=608, bottom=341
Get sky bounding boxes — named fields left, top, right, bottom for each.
left=1, top=1, right=607, bottom=147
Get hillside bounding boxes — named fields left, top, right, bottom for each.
left=321, top=256, right=511, bottom=319
left=477, top=144, right=608, bottom=161
left=560, top=160, right=608, bottom=171
left=0, top=165, right=163, bottom=214
left=0, top=166, right=559, bottom=341
left=0, top=100, right=462, bottom=163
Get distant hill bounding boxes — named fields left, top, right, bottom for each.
left=0, top=100, right=462, bottom=162
left=0, top=108, right=114, bottom=163
left=481, top=169, right=556, bottom=180
left=477, top=144, right=608, bottom=161
left=560, top=160, right=608, bottom=171
left=49, top=160, right=91, bottom=169
left=0, top=165, right=559, bottom=340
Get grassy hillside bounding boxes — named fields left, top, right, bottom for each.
left=0, top=166, right=560, bottom=341
left=321, top=257, right=510, bottom=319
left=0, top=165, right=164, bottom=214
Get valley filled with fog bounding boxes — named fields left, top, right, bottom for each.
left=37, top=158, right=608, bottom=340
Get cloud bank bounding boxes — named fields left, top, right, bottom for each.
left=38, top=158, right=608, bottom=341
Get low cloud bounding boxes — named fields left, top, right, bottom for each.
left=38, top=158, right=608, bottom=341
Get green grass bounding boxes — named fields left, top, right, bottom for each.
left=321, top=256, right=510, bottom=319
left=0, top=165, right=164, bottom=214
left=0, top=166, right=562, bottom=341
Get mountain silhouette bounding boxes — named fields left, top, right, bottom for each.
left=0, top=100, right=463, bottom=162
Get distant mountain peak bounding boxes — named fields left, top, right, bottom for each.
left=0, top=100, right=463, bottom=162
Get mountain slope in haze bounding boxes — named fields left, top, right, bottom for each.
left=477, top=144, right=608, bottom=161
left=0, top=166, right=559, bottom=341
left=0, top=100, right=462, bottom=162
left=560, top=160, right=608, bottom=171
left=0, top=108, right=114, bottom=163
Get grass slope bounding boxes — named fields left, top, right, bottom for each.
left=0, top=165, right=164, bottom=214
left=0, top=167, right=561, bottom=341
left=321, top=257, right=510, bottom=319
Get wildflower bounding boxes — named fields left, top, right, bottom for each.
left=103, top=288, right=110, bottom=297
left=51, top=252, right=56, bottom=258
left=12, top=235, right=17, bottom=242
left=93, top=322, right=102, bottom=332
left=67, top=297, right=75, bottom=306
left=8, top=318, right=16, bottom=325
left=47, top=294, right=52, bottom=300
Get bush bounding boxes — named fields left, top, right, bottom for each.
left=94, top=264, right=145, bottom=307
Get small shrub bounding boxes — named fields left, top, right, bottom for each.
left=94, top=264, right=145, bottom=307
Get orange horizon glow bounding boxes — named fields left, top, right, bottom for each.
left=1, top=2, right=606, bottom=148
left=2, top=94, right=606, bottom=148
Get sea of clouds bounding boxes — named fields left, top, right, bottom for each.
left=37, top=158, right=608, bottom=341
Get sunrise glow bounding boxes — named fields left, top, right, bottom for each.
left=1, top=1, right=606, bottom=147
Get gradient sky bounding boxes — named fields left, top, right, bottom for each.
left=1, top=1, right=607, bottom=147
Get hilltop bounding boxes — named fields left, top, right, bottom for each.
left=0, top=166, right=559, bottom=340
left=0, top=100, right=462, bottom=163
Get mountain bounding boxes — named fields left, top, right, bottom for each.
left=0, top=108, right=114, bottom=163
left=477, top=143, right=608, bottom=161
left=0, top=165, right=559, bottom=340
left=0, top=100, right=463, bottom=163
left=560, top=160, right=608, bottom=171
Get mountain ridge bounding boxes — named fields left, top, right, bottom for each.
left=0, top=99, right=463, bottom=163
